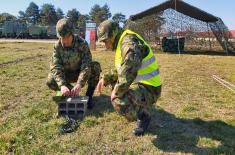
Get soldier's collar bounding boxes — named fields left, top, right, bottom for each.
left=113, top=30, right=124, bottom=50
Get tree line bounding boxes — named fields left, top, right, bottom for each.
left=0, top=2, right=126, bottom=32
left=0, top=2, right=165, bottom=43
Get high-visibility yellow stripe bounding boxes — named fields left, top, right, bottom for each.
left=115, top=29, right=161, bottom=87
left=139, top=56, right=156, bottom=70
left=134, top=69, right=160, bottom=82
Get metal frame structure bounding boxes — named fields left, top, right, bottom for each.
left=129, top=0, right=235, bottom=54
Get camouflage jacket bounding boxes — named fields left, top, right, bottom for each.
left=50, top=35, right=92, bottom=88
left=103, top=32, right=160, bottom=98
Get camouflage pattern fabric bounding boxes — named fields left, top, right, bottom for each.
left=47, top=61, right=101, bottom=91
left=47, top=34, right=101, bottom=90
left=162, top=37, right=185, bottom=52
left=101, top=69, right=118, bottom=89
left=99, top=20, right=161, bottom=119
left=112, top=83, right=161, bottom=120
left=56, top=18, right=73, bottom=38
left=97, top=20, right=121, bottom=42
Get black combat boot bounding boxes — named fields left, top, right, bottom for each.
left=133, top=112, right=151, bottom=136
left=85, top=86, right=96, bottom=109
left=59, top=116, right=79, bottom=134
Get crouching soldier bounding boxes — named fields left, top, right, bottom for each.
left=46, top=18, right=101, bottom=132
left=96, top=20, right=161, bottom=136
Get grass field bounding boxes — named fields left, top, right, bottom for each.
left=0, top=42, right=234, bottom=154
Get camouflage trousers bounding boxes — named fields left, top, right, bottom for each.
left=112, top=84, right=161, bottom=120
left=46, top=61, right=101, bottom=92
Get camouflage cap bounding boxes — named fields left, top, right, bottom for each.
left=97, top=20, right=120, bottom=42
left=56, top=18, right=73, bottom=38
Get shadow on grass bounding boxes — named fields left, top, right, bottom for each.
left=86, top=95, right=114, bottom=117
left=149, top=107, right=235, bottom=154
left=162, top=50, right=235, bottom=56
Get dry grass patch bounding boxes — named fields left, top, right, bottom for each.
left=0, top=42, right=234, bottom=154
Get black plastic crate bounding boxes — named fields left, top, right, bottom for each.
left=58, top=96, right=88, bottom=120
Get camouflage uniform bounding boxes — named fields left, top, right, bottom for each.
left=47, top=18, right=101, bottom=133
left=46, top=35, right=101, bottom=91
left=98, top=20, right=161, bottom=120
left=47, top=18, right=101, bottom=97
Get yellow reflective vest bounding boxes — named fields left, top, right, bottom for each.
left=115, top=29, right=161, bottom=87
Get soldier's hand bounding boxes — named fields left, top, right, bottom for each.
left=61, top=85, right=71, bottom=96
left=96, top=78, right=104, bottom=95
left=71, top=84, right=81, bottom=97
left=111, top=90, right=118, bottom=102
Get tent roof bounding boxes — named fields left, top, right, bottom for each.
left=130, top=0, right=218, bottom=22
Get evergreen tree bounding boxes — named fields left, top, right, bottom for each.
left=112, top=13, right=126, bottom=25
left=89, top=4, right=111, bottom=26
left=56, top=8, right=64, bottom=20
left=18, top=11, right=27, bottom=21
left=67, top=8, right=80, bottom=28
left=39, top=3, right=57, bottom=25
left=25, top=2, right=39, bottom=24
left=0, top=13, right=16, bottom=24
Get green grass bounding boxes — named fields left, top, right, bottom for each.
left=0, top=42, right=235, bottom=154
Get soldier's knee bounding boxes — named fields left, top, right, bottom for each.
left=91, top=61, right=101, bottom=73
left=91, top=61, right=100, bottom=66
left=112, top=98, right=137, bottom=120
left=46, top=79, right=54, bottom=89
left=46, top=78, right=59, bottom=91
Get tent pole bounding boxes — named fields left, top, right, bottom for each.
left=207, top=23, right=212, bottom=51
left=175, top=0, right=180, bottom=55
left=221, top=27, right=229, bottom=55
